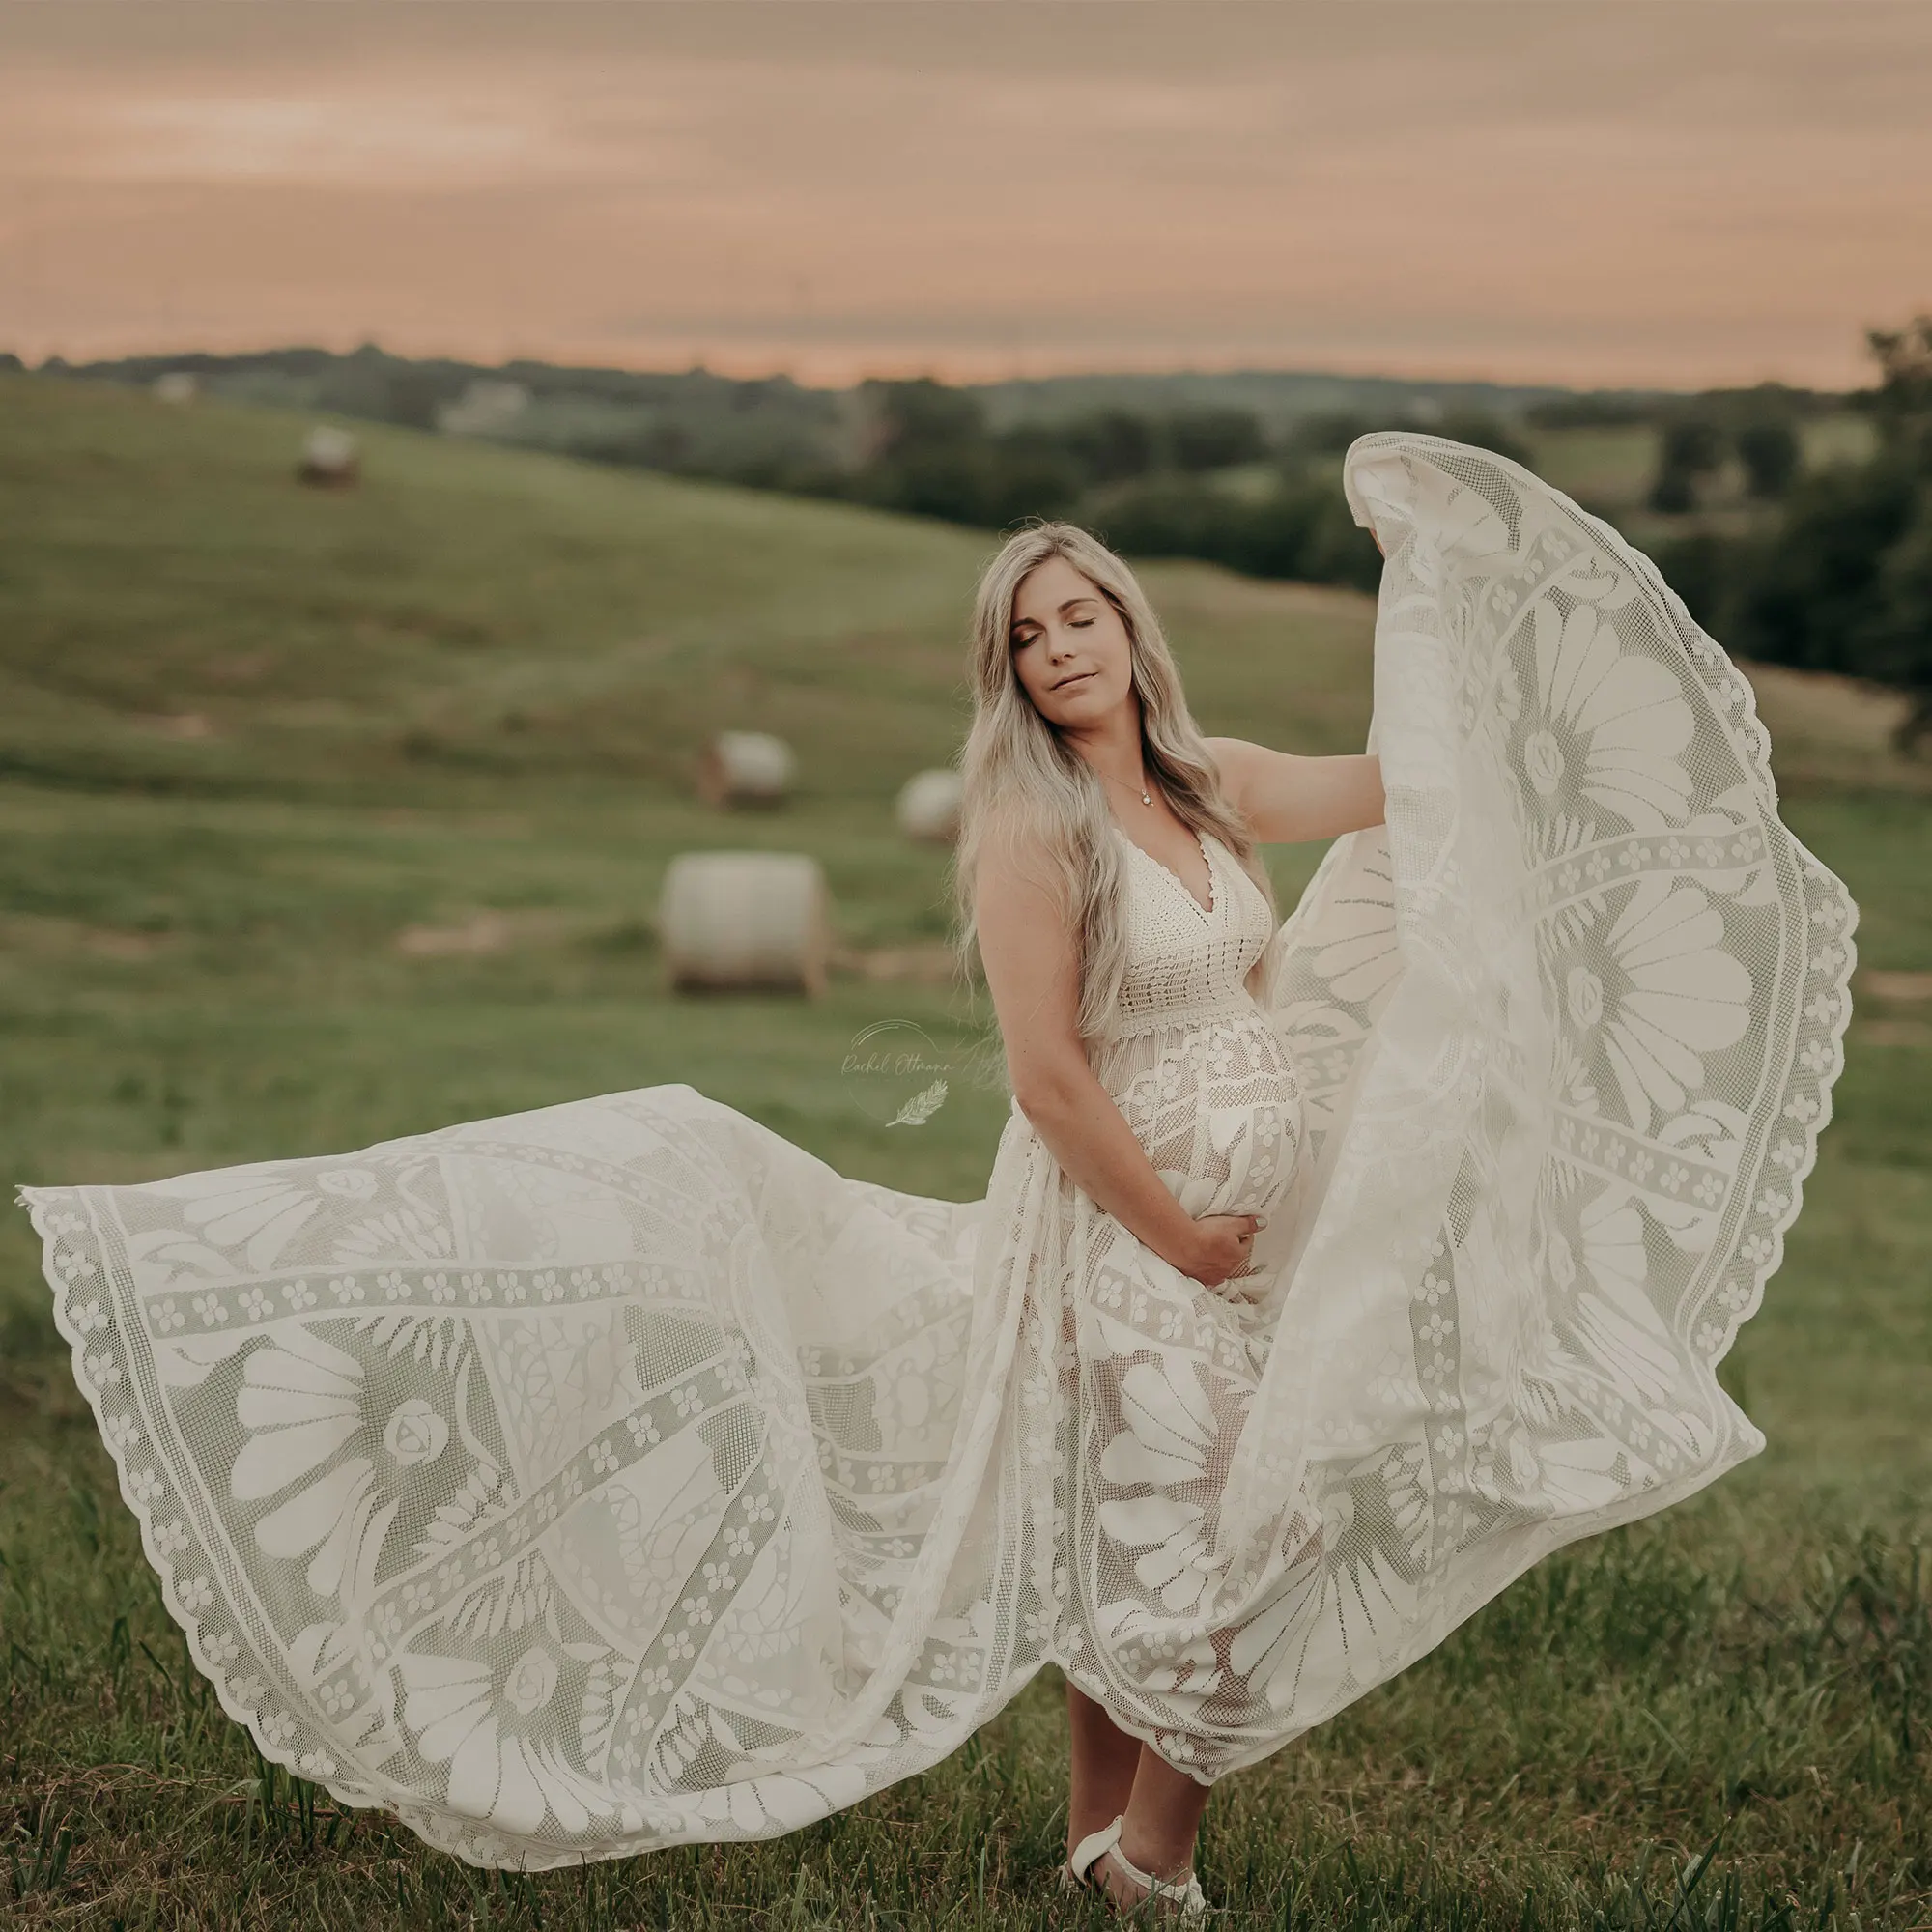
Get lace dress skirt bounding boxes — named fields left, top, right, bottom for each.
left=1048, top=918, right=1326, bottom=1774
left=18, top=434, right=1858, bottom=1866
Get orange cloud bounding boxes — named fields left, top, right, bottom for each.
left=3, top=2, right=1927, bottom=388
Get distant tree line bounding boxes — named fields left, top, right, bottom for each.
left=1658, top=322, right=1932, bottom=751
left=1641, top=386, right=1827, bottom=512
left=835, top=378, right=1269, bottom=524
left=813, top=378, right=1410, bottom=591
left=31, top=342, right=854, bottom=491
left=35, top=333, right=1924, bottom=719
left=804, top=383, right=1555, bottom=592
left=14, top=342, right=1598, bottom=596
left=20, top=344, right=1539, bottom=596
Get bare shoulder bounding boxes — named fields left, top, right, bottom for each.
left=1203, top=737, right=1263, bottom=819
left=970, top=810, right=1066, bottom=908
left=969, top=813, right=1079, bottom=962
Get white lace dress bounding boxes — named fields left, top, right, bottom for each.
left=19, top=436, right=1859, bottom=1870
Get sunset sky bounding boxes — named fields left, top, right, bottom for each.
left=3, top=2, right=1928, bottom=392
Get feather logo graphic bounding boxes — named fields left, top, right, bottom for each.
left=841, top=1019, right=958, bottom=1126
left=886, top=1078, right=948, bottom=1127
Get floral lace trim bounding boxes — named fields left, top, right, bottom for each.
left=18, top=1184, right=399, bottom=1822
left=1346, top=430, right=1860, bottom=1371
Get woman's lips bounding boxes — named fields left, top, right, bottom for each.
left=1055, top=671, right=1096, bottom=691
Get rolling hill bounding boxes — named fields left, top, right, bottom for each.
left=0, top=370, right=1925, bottom=1929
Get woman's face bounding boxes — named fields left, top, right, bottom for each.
left=1008, top=554, right=1135, bottom=729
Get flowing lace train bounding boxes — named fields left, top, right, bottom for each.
left=18, top=435, right=1855, bottom=1868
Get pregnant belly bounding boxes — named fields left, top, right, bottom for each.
left=1110, top=1015, right=1305, bottom=1223
left=1172, top=1093, right=1299, bottom=1220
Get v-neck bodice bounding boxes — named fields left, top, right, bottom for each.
left=1115, top=822, right=1217, bottom=916
left=1093, top=817, right=1305, bottom=1230
left=1099, top=822, right=1280, bottom=1050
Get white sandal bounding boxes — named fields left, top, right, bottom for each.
left=1060, top=1815, right=1208, bottom=1920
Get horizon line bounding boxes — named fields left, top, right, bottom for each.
left=8, top=337, right=1872, bottom=404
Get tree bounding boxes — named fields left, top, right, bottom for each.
left=1063, top=409, right=1158, bottom=482
left=1652, top=530, right=1734, bottom=632
left=1719, top=319, right=1932, bottom=752
left=1731, top=458, right=1917, bottom=672
left=1736, top=417, right=1802, bottom=499
left=1097, top=472, right=1380, bottom=591
left=1866, top=315, right=1932, bottom=476
left=1868, top=315, right=1932, bottom=426
left=985, top=424, right=1086, bottom=526
left=1647, top=414, right=1726, bottom=513
left=1524, top=392, right=1651, bottom=429
left=1861, top=515, right=1932, bottom=751
left=1166, top=406, right=1266, bottom=472
left=1435, top=410, right=1531, bottom=468
left=1094, top=477, right=1219, bottom=560
left=860, top=378, right=986, bottom=463
left=1289, top=410, right=1376, bottom=456
left=386, top=366, right=454, bottom=431
left=854, top=380, right=996, bottom=523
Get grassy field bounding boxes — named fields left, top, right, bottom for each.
left=0, top=377, right=1925, bottom=1929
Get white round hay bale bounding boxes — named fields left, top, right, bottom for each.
left=896, top=768, right=963, bottom=843
left=696, top=730, right=796, bottom=808
left=153, top=372, right=198, bottom=406
left=658, top=850, right=829, bottom=995
left=298, top=425, right=360, bottom=488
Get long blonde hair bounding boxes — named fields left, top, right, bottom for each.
left=947, top=522, right=1285, bottom=1070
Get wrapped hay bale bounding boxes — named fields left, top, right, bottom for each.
left=298, top=426, right=360, bottom=488
left=695, top=729, right=796, bottom=808
left=658, top=850, right=830, bottom=996
left=895, top=768, right=963, bottom=843
left=153, top=372, right=198, bottom=406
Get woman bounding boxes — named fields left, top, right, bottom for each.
left=967, top=522, right=1386, bottom=1915
left=19, top=436, right=1856, bottom=1911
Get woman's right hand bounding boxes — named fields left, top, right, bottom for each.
left=1172, top=1213, right=1264, bottom=1294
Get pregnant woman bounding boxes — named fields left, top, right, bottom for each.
left=19, top=437, right=1856, bottom=1913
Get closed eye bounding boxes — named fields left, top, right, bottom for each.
left=1010, top=616, right=1094, bottom=645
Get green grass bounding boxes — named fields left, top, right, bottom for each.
left=1, top=376, right=1926, bottom=1929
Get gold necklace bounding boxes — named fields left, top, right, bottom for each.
left=1098, top=767, right=1154, bottom=807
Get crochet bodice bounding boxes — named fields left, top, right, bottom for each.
left=1103, top=824, right=1276, bottom=1040
left=1088, top=823, right=1305, bottom=1225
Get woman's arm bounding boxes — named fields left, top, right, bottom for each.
left=974, top=828, right=1262, bottom=1293
left=1206, top=738, right=1384, bottom=845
